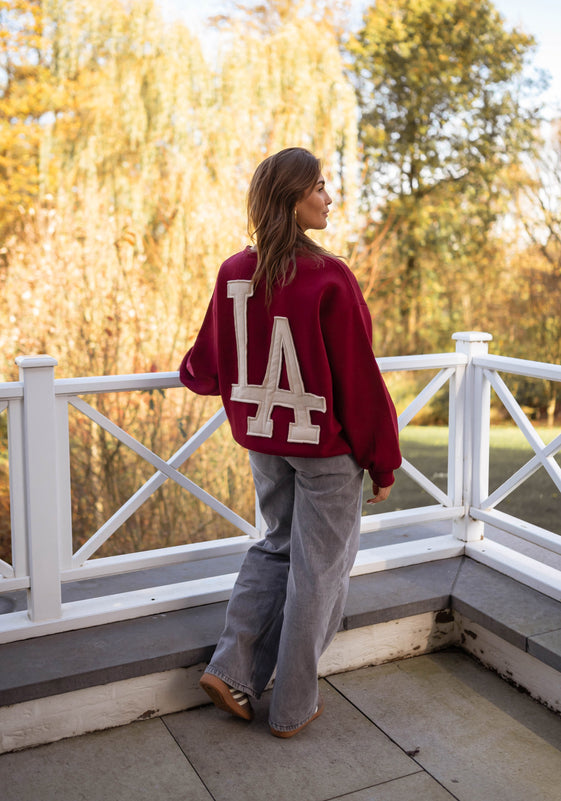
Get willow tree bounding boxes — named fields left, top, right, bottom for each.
left=0, top=0, right=361, bottom=554
left=1, top=0, right=359, bottom=375
left=0, top=0, right=58, bottom=241
left=201, top=6, right=360, bottom=258
left=349, top=0, right=543, bottom=354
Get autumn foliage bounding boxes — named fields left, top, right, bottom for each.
left=0, top=0, right=559, bottom=559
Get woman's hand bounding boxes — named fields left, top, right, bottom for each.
left=366, top=484, right=392, bottom=504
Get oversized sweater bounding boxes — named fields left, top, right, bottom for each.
left=179, top=247, right=401, bottom=487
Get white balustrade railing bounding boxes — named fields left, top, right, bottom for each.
left=1, top=331, right=560, bottom=642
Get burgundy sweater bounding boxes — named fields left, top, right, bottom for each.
left=179, top=248, right=401, bottom=487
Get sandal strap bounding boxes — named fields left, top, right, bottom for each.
left=229, top=688, right=250, bottom=707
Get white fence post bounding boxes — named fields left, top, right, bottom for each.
left=7, top=397, right=29, bottom=578
left=16, top=355, right=62, bottom=621
left=451, top=332, right=492, bottom=543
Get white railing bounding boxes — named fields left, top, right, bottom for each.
left=463, top=351, right=561, bottom=601
left=0, top=331, right=560, bottom=643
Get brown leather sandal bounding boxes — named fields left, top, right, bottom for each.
left=199, top=672, right=253, bottom=721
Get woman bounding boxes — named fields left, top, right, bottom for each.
left=179, top=147, right=401, bottom=737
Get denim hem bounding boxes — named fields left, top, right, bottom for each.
left=268, top=703, right=318, bottom=733
left=203, top=664, right=261, bottom=701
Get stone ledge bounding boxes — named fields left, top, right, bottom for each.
left=3, top=611, right=561, bottom=756
left=1, top=556, right=561, bottom=709
left=0, top=603, right=226, bottom=706
left=451, top=558, right=561, bottom=651
left=0, top=611, right=455, bottom=754
left=528, top=630, right=561, bottom=674
left=343, top=557, right=461, bottom=629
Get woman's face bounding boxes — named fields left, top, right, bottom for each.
left=295, top=174, right=332, bottom=231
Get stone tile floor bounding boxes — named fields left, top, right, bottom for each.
left=2, top=649, right=561, bottom=801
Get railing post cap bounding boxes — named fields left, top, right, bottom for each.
left=15, top=355, right=58, bottom=368
left=452, top=332, right=493, bottom=343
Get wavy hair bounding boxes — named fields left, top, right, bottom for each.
left=247, top=147, right=332, bottom=304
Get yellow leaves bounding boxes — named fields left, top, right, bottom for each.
left=392, top=41, right=411, bottom=59
left=211, top=13, right=358, bottom=249
left=115, top=226, right=136, bottom=248
left=0, top=0, right=361, bottom=374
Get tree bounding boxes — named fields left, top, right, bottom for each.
left=348, top=0, right=544, bottom=353
left=0, top=0, right=58, bottom=241
left=0, top=0, right=361, bottom=557
left=516, top=120, right=561, bottom=279
left=210, top=0, right=353, bottom=39
left=502, top=120, right=561, bottom=424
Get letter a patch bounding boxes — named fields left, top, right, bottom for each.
left=228, top=280, right=326, bottom=443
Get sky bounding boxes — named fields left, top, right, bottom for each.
left=493, top=0, right=561, bottom=111
left=158, top=0, right=561, bottom=114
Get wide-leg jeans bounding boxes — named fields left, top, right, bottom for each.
left=204, top=450, right=364, bottom=733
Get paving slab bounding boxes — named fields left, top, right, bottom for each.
left=329, top=771, right=457, bottom=800
left=434, top=649, right=561, bottom=751
left=329, top=651, right=561, bottom=801
left=164, top=679, right=416, bottom=801
left=0, top=718, right=212, bottom=801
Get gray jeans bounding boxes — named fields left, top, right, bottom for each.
left=204, top=450, right=364, bottom=733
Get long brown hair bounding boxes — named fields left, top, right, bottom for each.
left=247, top=147, right=332, bottom=304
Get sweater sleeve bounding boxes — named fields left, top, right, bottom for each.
left=320, top=273, right=401, bottom=487
left=178, top=291, right=221, bottom=396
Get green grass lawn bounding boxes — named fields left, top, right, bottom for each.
left=363, top=425, right=561, bottom=535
